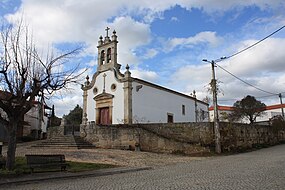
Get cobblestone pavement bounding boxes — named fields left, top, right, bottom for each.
left=3, top=144, right=285, bottom=190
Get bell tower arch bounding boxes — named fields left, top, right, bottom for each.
left=97, top=27, right=119, bottom=72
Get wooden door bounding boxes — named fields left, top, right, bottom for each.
left=99, top=107, right=110, bottom=125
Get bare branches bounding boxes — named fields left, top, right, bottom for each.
left=0, top=21, right=85, bottom=117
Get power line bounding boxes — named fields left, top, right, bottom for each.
left=215, top=63, right=278, bottom=95
left=205, top=25, right=285, bottom=100
left=216, top=25, right=285, bottom=61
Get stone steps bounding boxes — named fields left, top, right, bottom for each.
left=31, top=135, right=96, bottom=149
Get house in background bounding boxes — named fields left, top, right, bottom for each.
left=23, top=101, right=52, bottom=139
left=0, top=90, right=52, bottom=141
left=81, top=28, right=209, bottom=125
left=209, top=104, right=285, bottom=124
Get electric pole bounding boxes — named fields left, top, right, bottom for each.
left=279, top=93, right=284, bottom=118
left=203, top=59, right=221, bottom=153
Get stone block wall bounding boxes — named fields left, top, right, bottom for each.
left=47, top=126, right=64, bottom=139
left=79, top=122, right=285, bottom=154
left=219, top=122, right=285, bottom=151
left=83, top=123, right=211, bottom=155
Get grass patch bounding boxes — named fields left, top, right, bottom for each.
left=0, top=157, right=116, bottom=177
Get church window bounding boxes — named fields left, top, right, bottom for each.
left=167, top=113, right=173, bottom=123
left=182, top=105, right=185, bottom=115
left=107, top=48, right=111, bottom=63
left=111, top=83, right=117, bottom=91
left=100, top=50, right=105, bottom=64
left=93, top=87, right=98, bottom=95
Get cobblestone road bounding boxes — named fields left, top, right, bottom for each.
left=5, top=144, right=285, bottom=190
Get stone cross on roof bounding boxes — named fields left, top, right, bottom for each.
left=105, top=27, right=110, bottom=37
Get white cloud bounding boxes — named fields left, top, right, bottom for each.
left=170, top=16, right=179, bottom=22
left=219, top=38, right=285, bottom=78
left=49, top=90, right=83, bottom=117
left=163, top=31, right=222, bottom=52
left=86, top=60, right=97, bottom=67
left=109, top=16, right=151, bottom=66
left=143, top=48, right=158, bottom=59
left=168, top=37, right=285, bottom=106
left=131, top=69, right=159, bottom=83
left=179, top=0, right=285, bottom=13
left=169, top=64, right=212, bottom=96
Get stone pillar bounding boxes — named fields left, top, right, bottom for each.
left=82, top=90, right=88, bottom=125
left=59, top=117, right=66, bottom=136
left=124, top=65, right=133, bottom=124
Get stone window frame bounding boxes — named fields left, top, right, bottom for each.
left=111, top=83, right=117, bottom=92
left=93, top=87, right=98, bottom=95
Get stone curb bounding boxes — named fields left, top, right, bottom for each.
left=0, top=166, right=152, bottom=186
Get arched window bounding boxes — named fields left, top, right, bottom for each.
left=100, top=50, right=105, bottom=65
left=107, top=48, right=111, bottom=63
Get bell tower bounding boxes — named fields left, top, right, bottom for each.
left=97, top=27, right=120, bottom=72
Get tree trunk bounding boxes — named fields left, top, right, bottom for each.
left=5, top=120, right=18, bottom=171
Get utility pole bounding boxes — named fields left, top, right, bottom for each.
left=203, top=59, right=221, bottom=154
left=279, top=93, right=284, bottom=118
left=193, top=90, right=198, bottom=122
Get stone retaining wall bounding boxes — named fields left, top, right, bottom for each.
left=219, top=122, right=285, bottom=151
left=48, top=122, right=285, bottom=154
left=80, top=123, right=210, bottom=155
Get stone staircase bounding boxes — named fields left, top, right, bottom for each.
left=31, top=135, right=96, bottom=149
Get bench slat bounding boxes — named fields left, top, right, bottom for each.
left=25, top=154, right=67, bottom=172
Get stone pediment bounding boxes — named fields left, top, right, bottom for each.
left=94, top=92, right=114, bottom=101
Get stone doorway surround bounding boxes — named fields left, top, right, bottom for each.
left=94, top=92, right=114, bottom=125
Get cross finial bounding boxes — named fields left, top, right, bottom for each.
left=103, top=73, right=107, bottom=93
left=105, top=27, right=110, bottom=37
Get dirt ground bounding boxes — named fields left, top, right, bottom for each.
left=2, top=141, right=206, bottom=168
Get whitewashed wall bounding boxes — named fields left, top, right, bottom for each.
left=132, top=81, right=208, bottom=123
left=24, top=105, right=40, bottom=130
left=86, top=70, right=124, bottom=124
left=209, top=107, right=284, bottom=123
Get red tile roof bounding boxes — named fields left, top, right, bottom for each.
left=209, top=104, right=285, bottom=111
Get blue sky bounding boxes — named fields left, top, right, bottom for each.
left=1, top=0, right=285, bottom=116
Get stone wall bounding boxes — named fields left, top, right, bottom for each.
left=47, top=126, right=64, bottom=139
left=80, top=122, right=285, bottom=154
left=82, top=123, right=211, bottom=155
left=219, top=122, right=285, bottom=151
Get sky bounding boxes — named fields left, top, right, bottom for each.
left=1, top=0, right=285, bottom=117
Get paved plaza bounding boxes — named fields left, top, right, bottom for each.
left=2, top=143, right=285, bottom=190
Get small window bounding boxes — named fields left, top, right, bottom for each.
left=167, top=113, right=173, bottom=123
left=93, top=87, right=98, bottom=95
left=111, top=83, right=117, bottom=91
left=182, top=105, right=185, bottom=115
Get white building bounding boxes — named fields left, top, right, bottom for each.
left=81, top=29, right=209, bottom=125
left=209, top=104, right=285, bottom=124
left=0, top=91, right=51, bottom=141
left=23, top=102, right=51, bottom=139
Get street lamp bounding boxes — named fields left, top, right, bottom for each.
left=202, top=59, right=221, bottom=153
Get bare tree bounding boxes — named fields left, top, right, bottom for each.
left=0, top=23, right=84, bottom=170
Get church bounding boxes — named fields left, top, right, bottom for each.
left=81, top=28, right=209, bottom=125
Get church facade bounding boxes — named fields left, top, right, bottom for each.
left=81, top=29, right=209, bottom=125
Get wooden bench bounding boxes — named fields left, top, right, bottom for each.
left=25, top=154, right=67, bottom=173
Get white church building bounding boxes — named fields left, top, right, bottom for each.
left=81, top=28, right=209, bottom=125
